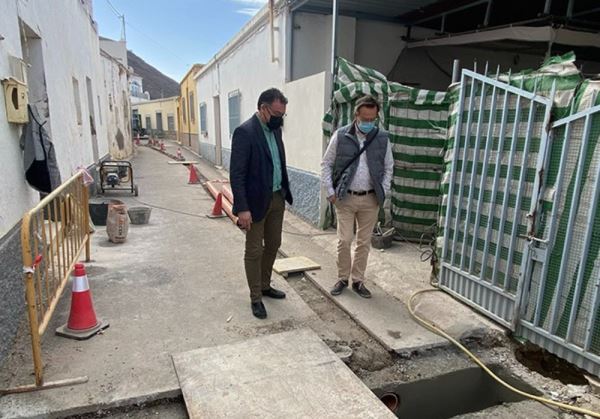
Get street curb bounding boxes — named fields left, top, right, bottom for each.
left=277, top=247, right=450, bottom=357
left=11, top=388, right=182, bottom=419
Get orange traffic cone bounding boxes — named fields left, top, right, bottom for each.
left=207, top=193, right=227, bottom=218
left=188, top=164, right=201, bottom=184
left=56, top=263, right=109, bottom=340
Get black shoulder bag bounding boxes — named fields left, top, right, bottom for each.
left=333, top=133, right=377, bottom=188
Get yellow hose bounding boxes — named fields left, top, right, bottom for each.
left=408, top=288, right=600, bottom=418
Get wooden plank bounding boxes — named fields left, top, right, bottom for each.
left=167, top=161, right=198, bottom=165
left=273, top=256, right=321, bottom=276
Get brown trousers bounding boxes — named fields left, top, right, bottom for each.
left=334, top=193, right=379, bottom=283
left=244, top=191, right=285, bottom=302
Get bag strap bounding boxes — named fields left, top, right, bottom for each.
left=333, top=129, right=378, bottom=187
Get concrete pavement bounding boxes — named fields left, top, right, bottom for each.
left=0, top=145, right=338, bottom=418
left=140, top=142, right=501, bottom=389
left=181, top=141, right=500, bottom=356
left=280, top=215, right=501, bottom=355
left=0, top=139, right=527, bottom=418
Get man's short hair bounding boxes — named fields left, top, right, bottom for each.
left=354, top=95, right=380, bottom=114
left=257, top=88, right=288, bottom=109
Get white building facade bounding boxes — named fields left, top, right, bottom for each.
left=194, top=0, right=600, bottom=227
left=0, top=0, right=131, bottom=364
left=100, top=47, right=132, bottom=160
left=194, top=2, right=440, bottom=224
left=194, top=4, right=332, bottom=224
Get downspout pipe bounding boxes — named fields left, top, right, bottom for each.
left=270, top=0, right=277, bottom=63
left=285, top=7, right=293, bottom=82
left=330, top=0, right=339, bottom=99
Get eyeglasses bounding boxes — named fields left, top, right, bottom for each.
left=265, top=104, right=286, bottom=118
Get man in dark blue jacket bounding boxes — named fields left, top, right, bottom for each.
left=230, top=88, right=293, bottom=319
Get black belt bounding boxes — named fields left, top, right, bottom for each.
left=348, top=189, right=374, bottom=196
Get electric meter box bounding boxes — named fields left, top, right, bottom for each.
left=2, top=77, right=29, bottom=124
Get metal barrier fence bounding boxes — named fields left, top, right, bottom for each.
left=518, top=98, right=600, bottom=375
left=440, top=69, right=554, bottom=328
left=3, top=171, right=91, bottom=394
left=442, top=66, right=600, bottom=375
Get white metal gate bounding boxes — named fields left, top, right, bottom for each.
left=440, top=69, right=554, bottom=329
left=517, top=98, right=600, bottom=375
left=441, top=68, right=600, bottom=375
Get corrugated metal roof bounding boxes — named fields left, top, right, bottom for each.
left=290, top=0, right=441, bottom=22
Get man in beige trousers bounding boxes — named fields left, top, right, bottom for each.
left=321, top=95, right=394, bottom=298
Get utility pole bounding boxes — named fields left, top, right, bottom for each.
left=121, top=14, right=126, bottom=42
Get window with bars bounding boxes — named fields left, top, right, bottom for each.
left=228, top=90, right=241, bottom=137
left=200, top=102, right=207, bottom=134
left=189, top=92, right=195, bottom=122
left=72, top=77, right=82, bottom=125
left=156, top=112, right=163, bottom=131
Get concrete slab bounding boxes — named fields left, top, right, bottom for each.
left=278, top=215, right=500, bottom=355
left=0, top=145, right=338, bottom=419
left=279, top=242, right=446, bottom=354
left=172, top=329, right=394, bottom=419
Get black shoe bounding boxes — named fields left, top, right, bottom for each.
left=262, top=287, right=286, bottom=299
left=330, top=280, right=348, bottom=296
left=352, top=281, right=372, bottom=299
left=251, top=301, right=267, bottom=319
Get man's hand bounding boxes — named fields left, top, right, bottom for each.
left=327, top=195, right=337, bottom=204
left=238, top=211, right=253, bottom=231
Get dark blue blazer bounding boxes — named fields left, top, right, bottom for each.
left=230, top=114, right=293, bottom=222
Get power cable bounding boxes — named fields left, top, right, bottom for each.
left=105, top=0, right=122, bottom=17
left=103, top=0, right=189, bottom=66
left=409, top=289, right=600, bottom=418
left=131, top=197, right=205, bottom=219
left=125, top=21, right=190, bottom=66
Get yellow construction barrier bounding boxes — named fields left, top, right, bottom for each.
left=1, top=171, right=92, bottom=395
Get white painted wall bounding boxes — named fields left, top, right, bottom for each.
left=389, top=45, right=548, bottom=91
left=282, top=71, right=328, bottom=174
left=292, top=12, right=356, bottom=81
left=290, top=14, right=440, bottom=82
left=0, top=0, right=35, bottom=237
left=354, top=20, right=409, bottom=77
left=100, top=38, right=127, bottom=67
left=101, top=54, right=132, bottom=160
left=0, top=0, right=115, bottom=236
left=195, top=10, right=287, bottom=153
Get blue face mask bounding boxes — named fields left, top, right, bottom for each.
left=357, top=120, right=376, bottom=134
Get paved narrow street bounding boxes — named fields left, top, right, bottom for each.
left=3, top=1, right=600, bottom=418
left=1, top=143, right=599, bottom=418
left=0, top=146, right=337, bottom=418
